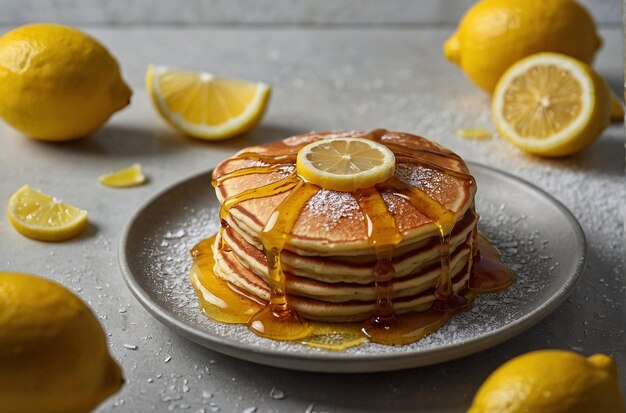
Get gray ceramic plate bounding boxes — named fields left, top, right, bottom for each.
left=118, top=162, right=586, bottom=373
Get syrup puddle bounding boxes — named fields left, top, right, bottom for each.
left=455, top=128, right=493, bottom=140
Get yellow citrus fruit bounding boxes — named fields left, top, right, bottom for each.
left=7, top=185, right=88, bottom=241
left=98, top=163, right=146, bottom=188
left=0, top=272, right=123, bottom=413
left=146, top=64, right=271, bottom=140
left=296, top=137, right=395, bottom=191
left=492, top=53, right=610, bottom=157
left=444, top=0, right=602, bottom=93
left=0, top=23, right=131, bottom=141
left=467, top=350, right=625, bottom=413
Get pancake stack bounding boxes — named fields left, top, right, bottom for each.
left=211, top=130, right=477, bottom=322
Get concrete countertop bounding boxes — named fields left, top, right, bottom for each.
left=0, top=26, right=623, bottom=412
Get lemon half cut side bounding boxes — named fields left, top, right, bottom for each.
left=492, top=53, right=610, bottom=157
left=146, top=64, right=271, bottom=140
left=296, top=137, right=396, bottom=192
left=7, top=185, right=88, bottom=241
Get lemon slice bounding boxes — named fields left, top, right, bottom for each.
left=296, top=137, right=395, bottom=191
left=98, top=163, right=146, bottom=187
left=146, top=64, right=271, bottom=140
left=7, top=185, right=88, bottom=241
left=492, top=53, right=611, bottom=157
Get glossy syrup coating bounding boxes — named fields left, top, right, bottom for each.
left=193, top=130, right=514, bottom=347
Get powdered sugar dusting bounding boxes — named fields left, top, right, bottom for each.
left=123, top=167, right=583, bottom=360
left=304, top=189, right=359, bottom=222
left=395, top=163, right=445, bottom=191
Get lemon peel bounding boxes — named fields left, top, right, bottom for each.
left=0, top=23, right=131, bottom=141
left=444, top=0, right=602, bottom=93
left=467, top=350, right=625, bottom=413
left=0, top=272, right=123, bottom=412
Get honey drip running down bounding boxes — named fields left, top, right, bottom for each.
left=192, top=129, right=515, bottom=348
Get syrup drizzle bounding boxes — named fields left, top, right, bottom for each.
left=469, top=234, right=515, bottom=292
left=213, top=164, right=291, bottom=185
left=354, top=186, right=403, bottom=333
left=190, top=236, right=263, bottom=323
left=192, top=129, right=514, bottom=348
left=226, top=152, right=298, bottom=164
left=380, top=177, right=458, bottom=302
left=218, top=173, right=299, bottom=223
left=248, top=181, right=319, bottom=340
left=189, top=236, right=367, bottom=350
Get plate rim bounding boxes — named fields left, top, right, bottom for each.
left=118, top=161, right=587, bottom=372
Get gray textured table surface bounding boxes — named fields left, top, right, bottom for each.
left=0, top=27, right=623, bottom=413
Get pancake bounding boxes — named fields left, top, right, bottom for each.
left=212, top=232, right=473, bottom=322
left=206, top=130, right=481, bottom=324
left=213, top=130, right=476, bottom=255
left=222, top=207, right=476, bottom=284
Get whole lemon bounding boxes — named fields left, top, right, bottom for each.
left=0, top=272, right=123, bottom=413
left=444, top=0, right=602, bottom=94
left=0, top=24, right=131, bottom=141
left=467, top=350, right=626, bottom=413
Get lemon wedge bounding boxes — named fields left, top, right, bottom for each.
left=98, top=163, right=146, bottom=188
left=296, top=137, right=395, bottom=191
left=7, top=185, right=88, bottom=241
left=492, top=53, right=611, bottom=157
left=146, top=64, right=271, bottom=140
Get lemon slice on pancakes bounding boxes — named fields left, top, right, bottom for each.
left=7, top=185, right=88, bottom=241
left=492, top=53, right=610, bottom=157
left=146, top=64, right=271, bottom=140
left=296, top=137, right=395, bottom=191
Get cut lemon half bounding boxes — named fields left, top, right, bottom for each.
left=146, top=64, right=271, bottom=140
left=98, top=163, right=146, bottom=188
left=492, top=53, right=611, bottom=157
left=7, top=185, right=88, bottom=242
left=296, top=137, right=395, bottom=191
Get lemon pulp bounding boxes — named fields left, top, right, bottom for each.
left=296, top=137, right=396, bottom=191
left=7, top=185, right=88, bottom=241
left=492, top=53, right=610, bottom=157
left=98, top=163, right=146, bottom=187
left=146, top=64, right=271, bottom=140
left=502, top=64, right=583, bottom=138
